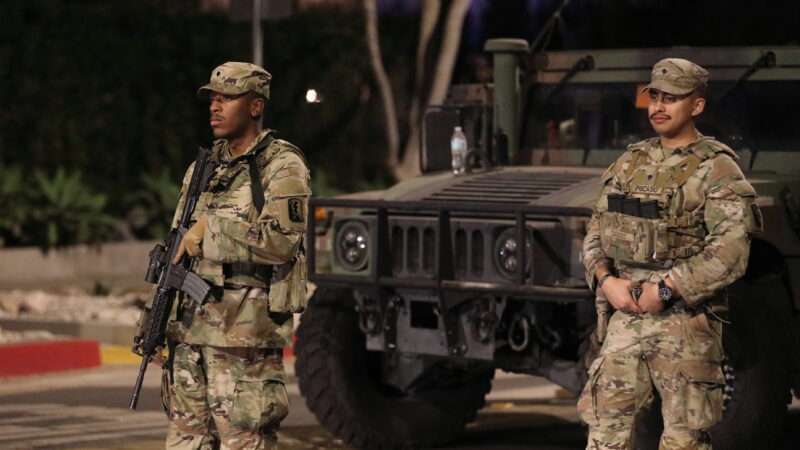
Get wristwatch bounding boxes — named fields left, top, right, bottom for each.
left=658, top=279, right=673, bottom=303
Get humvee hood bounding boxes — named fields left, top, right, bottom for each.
left=382, top=166, right=604, bottom=208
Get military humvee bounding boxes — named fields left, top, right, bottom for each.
left=295, top=39, right=800, bottom=449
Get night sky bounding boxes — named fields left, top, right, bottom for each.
left=379, top=0, right=800, bottom=52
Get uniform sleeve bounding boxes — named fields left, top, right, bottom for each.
left=203, top=151, right=311, bottom=265
left=582, top=160, right=624, bottom=289
left=667, top=156, right=758, bottom=306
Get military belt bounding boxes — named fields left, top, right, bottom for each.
left=216, top=346, right=283, bottom=361
left=206, top=283, right=270, bottom=302
left=222, top=262, right=274, bottom=281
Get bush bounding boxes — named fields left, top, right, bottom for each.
left=27, top=167, right=117, bottom=248
left=125, top=170, right=181, bottom=239
left=0, top=165, right=30, bottom=246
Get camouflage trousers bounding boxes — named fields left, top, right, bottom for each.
left=164, top=343, right=289, bottom=450
left=578, top=303, right=725, bottom=450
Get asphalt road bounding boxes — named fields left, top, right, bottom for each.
left=0, top=362, right=798, bottom=450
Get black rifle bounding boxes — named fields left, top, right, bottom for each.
left=128, top=147, right=217, bottom=410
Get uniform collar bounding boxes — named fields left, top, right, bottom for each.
left=658, top=130, right=706, bottom=156
left=218, top=129, right=273, bottom=163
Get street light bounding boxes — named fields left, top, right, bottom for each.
left=305, top=89, right=323, bottom=104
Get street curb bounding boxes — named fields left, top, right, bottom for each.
left=101, top=344, right=142, bottom=365
left=0, top=339, right=101, bottom=376
left=100, top=344, right=296, bottom=365
left=0, top=317, right=137, bottom=346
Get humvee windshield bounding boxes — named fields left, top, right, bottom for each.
left=522, top=80, right=800, bottom=171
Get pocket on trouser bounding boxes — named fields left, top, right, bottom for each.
left=678, top=360, right=725, bottom=431
left=687, top=312, right=719, bottom=337
left=230, top=376, right=289, bottom=433
left=683, top=312, right=724, bottom=359
left=169, top=345, right=209, bottom=434
left=577, top=356, right=605, bottom=427
left=595, top=299, right=610, bottom=345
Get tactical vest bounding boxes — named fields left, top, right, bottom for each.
left=194, top=132, right=310, bottom=313
left=599, top=138, right=736, bottom=270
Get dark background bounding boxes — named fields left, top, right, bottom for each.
left=1, top=0, right=798, bottom=246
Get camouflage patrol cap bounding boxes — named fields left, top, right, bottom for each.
left=643, top=58, right=710, bottom=95
left=198, top=62, right=272, bottom=99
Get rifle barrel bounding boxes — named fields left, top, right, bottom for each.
left=128, top=356, right=149, bottom=410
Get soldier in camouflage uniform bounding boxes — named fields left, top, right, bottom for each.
left=577, top=59, right=762, bottom=449
left=149, top=62, right=310, bottom=449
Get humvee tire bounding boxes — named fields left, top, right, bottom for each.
left=710, top=240, right=791, bottom=449
left=295, top=288, right=494, bottom=449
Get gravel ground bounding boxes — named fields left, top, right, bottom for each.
left=0, top=289, right=146, bottom=326
left=0, top=289, right=148, bottom=344
left=0, top=283, right=315, bottom=344
left=0, top=326, right=60, bottom=344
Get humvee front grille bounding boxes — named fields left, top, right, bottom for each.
left=390, top=224, right=437, bottom=276
left=424, top=171, right=594, bottom=203
left=454, top=228, right=484, bottom=276
left=309, top=199, right=594, bottom=302
left=391, top=222, right=486, bottom=279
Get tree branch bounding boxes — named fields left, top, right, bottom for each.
left=363, top=0, right=400, bottom=168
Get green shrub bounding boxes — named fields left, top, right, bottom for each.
left=27, top=167, right=117, bottom=248
left=126, top=170, right=181, bottom=239
left=0, top=165, right=30, bottom=246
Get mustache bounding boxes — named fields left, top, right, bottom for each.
left=210, top=115, right=224, bottom=121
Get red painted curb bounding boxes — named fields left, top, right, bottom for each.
left=0, top=339, right=101, bottom=376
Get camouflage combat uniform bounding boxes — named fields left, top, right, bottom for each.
left=577, top=60, right=762, bottom=450
left=163, top=63, right=311, bottom=450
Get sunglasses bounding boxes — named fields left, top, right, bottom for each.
left=647, top=90, right=693, bottom=105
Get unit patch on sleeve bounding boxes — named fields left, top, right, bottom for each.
left=288, top=198, right=304, bottom=223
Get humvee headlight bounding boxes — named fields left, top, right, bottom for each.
left=335, top=221, right=369, bottom=271
left=494, top=228, right=532, bottom=279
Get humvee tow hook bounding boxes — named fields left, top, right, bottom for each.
left=509, top=314, right=531, bottom=351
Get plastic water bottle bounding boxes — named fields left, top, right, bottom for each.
left=451, top=126, right=467, bottom=175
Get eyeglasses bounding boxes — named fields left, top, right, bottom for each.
left=647, top=90, right=692, bottom=105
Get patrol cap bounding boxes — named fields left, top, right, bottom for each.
left=198, top=62, right=272, bottom=99
left=643, top=58, right=710, bottom=95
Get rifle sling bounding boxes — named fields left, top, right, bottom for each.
left=246, top=133, right=275, bottom=215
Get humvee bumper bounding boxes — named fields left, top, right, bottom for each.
left=307, top=198, right=593, bottom=360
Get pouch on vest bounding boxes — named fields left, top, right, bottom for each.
left=728, top=179, right=763, bottom=233
left=268, top=250, right=308, bottom=313
left=599, top=212, right=671, bottom=266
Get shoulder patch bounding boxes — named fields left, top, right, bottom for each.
left=288, top=198, right=304, bottom=223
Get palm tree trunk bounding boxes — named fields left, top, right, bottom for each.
left=397, top=0, right=470, bottom=179
left=363, top=0, right=400, bottom=169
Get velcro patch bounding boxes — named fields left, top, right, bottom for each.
left=288, top=198, right=304, bottom=223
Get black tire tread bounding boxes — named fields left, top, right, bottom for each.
left=296, top=288, right=493, bottom=449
